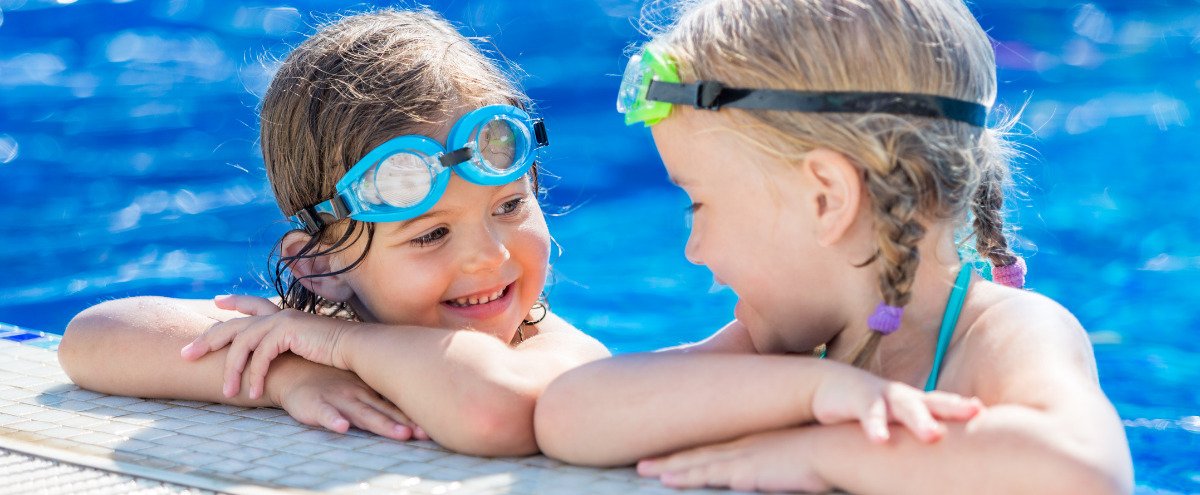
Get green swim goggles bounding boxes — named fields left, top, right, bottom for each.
left=617, top=48, right=989, bottom=127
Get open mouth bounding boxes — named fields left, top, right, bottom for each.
left=443, top=282, right=513, bottom=308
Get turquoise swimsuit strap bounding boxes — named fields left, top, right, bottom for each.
left=924, top=264, right=972, bottom=392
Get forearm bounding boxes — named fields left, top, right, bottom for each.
left=535, top=353, right=838, bottom=466
left=342, top=326, right=548, bottom=456
left=60, top=297, right=292, bottom=407
left=806, top=404, right=1133, bottom=495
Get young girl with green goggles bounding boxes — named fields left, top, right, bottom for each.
left=536, top=0, right=1132, bottom=492
left=58, top=8, right=608, bottom=457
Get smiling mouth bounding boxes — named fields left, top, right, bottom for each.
left=444, top=283, right=513, bottom=308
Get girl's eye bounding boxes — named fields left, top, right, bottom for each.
left=684, top=202, right=701, bottom=228
left=411, top=226, right=448, bottom=247
left=494, top=196, right=527, bottom=216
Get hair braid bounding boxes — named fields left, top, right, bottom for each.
left=971, top=132, right=1017, bottom=268
left=852, top=160, right=927, bottom=368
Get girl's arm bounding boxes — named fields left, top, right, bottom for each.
left=639, top=297, right=1133, bottom=495
left=60, top=296, right=294, bottom=405
left=58, top=297, right=414, bottom=438
left=186, top=297, right=612, bottom=457
left=534, top=320, right=978, bottom=466
left=338, top=310, right=611, bottom=456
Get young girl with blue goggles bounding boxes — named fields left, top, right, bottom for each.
left=536, top=0, right=1131, bottom=492
left=60, top=8, right=608, bottom=457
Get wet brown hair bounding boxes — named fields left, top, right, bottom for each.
left=645, top=0, right=1021, bottom=367
left=259, top=8, right=536, bottom=318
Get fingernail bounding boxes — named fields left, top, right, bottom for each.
left=636, top=460, right=656, bottom=476
left=414, top=427, right=426, bottom=438
left=872, top=425, right=890, bottom=442
left=393, top=425, right=411, bottom=438
left=222, top=383, right=234, bottom=398
left=180, top=343, right=193, bottom=357
left=214, top=294, right=232, bottom=301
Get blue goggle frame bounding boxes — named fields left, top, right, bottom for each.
left=291, top=105, right=548, bottom=234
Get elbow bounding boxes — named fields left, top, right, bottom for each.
left=1027, top=444, right=1133, bottom=495
left=533, top=376, right=578, bottom=463
left=437, top=370, right=541, bottom=457
left=533, top=370, right=613, bottom=466
left=1042, top=463, right=1131, bottom=495
left=58, top=301, right=119, bottom=389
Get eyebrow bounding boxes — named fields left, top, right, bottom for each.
left=385, top=208, right=453, bottom=236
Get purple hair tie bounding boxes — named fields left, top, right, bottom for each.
left=992, top=256, right=1027, bottom=289
left=867, top=303, right=904, bottom=335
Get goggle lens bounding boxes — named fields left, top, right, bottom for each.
left=616, top=52, right=647, bottom=114
left=465, top=116, right=529, bottom=175
left=360, top=151, right=437, bottom=208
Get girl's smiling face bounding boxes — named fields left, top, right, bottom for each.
left=330, top=174, right=549, bottom=342
left=649, top=108, right=847, bottom=353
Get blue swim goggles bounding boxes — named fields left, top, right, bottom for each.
left=291, top=104, right=548, bottom=234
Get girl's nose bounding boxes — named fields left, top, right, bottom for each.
left=684, top=229, right=703, bottom=266
left=462, top=228, right=510, bottom=274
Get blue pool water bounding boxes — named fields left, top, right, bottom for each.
left=1, top=0, right=1197, bottom=491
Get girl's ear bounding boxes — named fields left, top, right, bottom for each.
left=802, top=148, right=865, bottom=247
left=280, top=231, right=356, bottom=302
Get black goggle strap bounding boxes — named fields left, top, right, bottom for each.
left=533, top=119, right=549, bottom=148
left=646, top=80, right=988, bottom=127
left=439, top=147, right=474, bottom=168
left=293, top=196, right=352, bottom=235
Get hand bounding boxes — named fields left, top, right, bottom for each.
left=181, top=295, right=352, bottom=400
left=269, top=357, right=423, bottom=441
left=812, top=363, right=983, bottom=443
left=638, top=428, right=830, bottom=492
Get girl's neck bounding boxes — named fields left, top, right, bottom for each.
left=823, top=226, right=967, bottom=385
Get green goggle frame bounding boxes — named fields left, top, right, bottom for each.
left=616, top=47, right=989, bottom=128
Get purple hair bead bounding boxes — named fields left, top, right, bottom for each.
left=867, top=303, right=904, bottom=335
left=992, top=256, right=1027, bottom=289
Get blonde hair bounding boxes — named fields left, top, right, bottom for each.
left=259, top=8, right=535, bottom=317
left=646, top=0, right=1019, bottom=367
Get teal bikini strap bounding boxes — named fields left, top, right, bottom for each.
left=924, top=264, right=972, bottom=392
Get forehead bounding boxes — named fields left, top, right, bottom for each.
left=651, top=109, right=728, bottom=183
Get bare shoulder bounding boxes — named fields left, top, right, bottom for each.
left=954, top=282, right=1099, bottom=406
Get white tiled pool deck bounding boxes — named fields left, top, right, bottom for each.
left=0, top=324, right=737, bottom=494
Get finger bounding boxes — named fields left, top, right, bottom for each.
left=661, top=463, right=722, bottom=489
left=180, top=320, right=242, bottom=361
left=637, top=458, right=666, bottom=477
left=413, top=427, right=430, bottom=441
left=356, top=392, right=415, bottom=428
left=214, top=294, right=281, bottom=316
left=860, top=396, right=890, bottom=443
left=315, top=403, right=351, bottom=433
left=243, top=331, right=291, bottom=400
left=339, top=401, right=413, bottom=441
left=923, top=392, right=984, bottom=421
left=638, top=445, right=726, bottom=478
left=222, top=320, right=274, bottom=398
left=888, top=389, right=944, bottom=443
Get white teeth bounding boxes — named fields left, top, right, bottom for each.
left=449, top=287, right=507, bottom=307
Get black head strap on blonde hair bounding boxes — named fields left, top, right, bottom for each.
left=647, top=80, right=989, bottom=127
